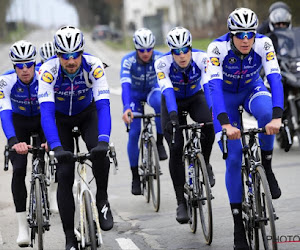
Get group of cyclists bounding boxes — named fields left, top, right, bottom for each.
left=0, top=1, right=293, bottom=249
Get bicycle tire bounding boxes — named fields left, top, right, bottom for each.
left=83, top=190, right=97, bottom=250
left=183, top=156, right=197, bottom=233
left=148, top=137, right=161, bottom=212
left=139, top=137, right=150, bottom=202
left=196, top=153, right=213, bottom=245
left=35, top=178, right=44, bottom=250
left=241, top=166, right=259, bottom=249
left=255, top=166, right=277, bottom=250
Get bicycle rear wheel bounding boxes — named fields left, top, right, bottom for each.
left=139, top=138, right=150, bottom=202
left=255, top=166, right=277, bottom=250
left=195, top=153, right=213, bottom=245
left=83, top=190, right=97, bottom=250
left=148, top=137, right=161, bottom=212
left=35, top=178, right=44, bottom=250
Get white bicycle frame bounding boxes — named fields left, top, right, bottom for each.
left=74, top=155, right=103, bottom=248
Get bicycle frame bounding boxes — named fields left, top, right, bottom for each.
left=71, top=127, right=103, bottom=248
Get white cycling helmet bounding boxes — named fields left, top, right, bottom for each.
left=269, top=8, right=292, bottom=31
left=40, top=41, right=55, bottom=63
left=133, top=28, right=155, bottom=49
left=166, top=26, right=192, bottom=49
left=54, top=26, right=85, bottom=53
left=227, top=8, right=259, bottom=33
left=9, top=40, right=37, bottom=64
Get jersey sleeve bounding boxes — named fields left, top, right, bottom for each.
left=154, top=55, right=178, bottom=113
left=207, top=42, right=229, bottom=123
left=120, top=53, right=133, bottom=111
left=256, top=36, right=284, bottom=110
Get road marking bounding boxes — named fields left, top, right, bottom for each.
left=116, top=238, right=140, bottom=250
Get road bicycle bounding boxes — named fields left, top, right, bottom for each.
left=127, top=109, right=161, bottom=212
left=221, top=105, right=292, bottom=250
left=5, top=134, right=51, bottom=250
left=50, top=126, right=118, bottom=249
left=175, top=111, right=213, bottom=245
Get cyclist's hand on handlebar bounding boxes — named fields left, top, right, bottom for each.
left=122, top=109, right=133, bottom=124
left=165, top=111, right=179, bottom=134
left=90, top=141, right=109, bottom=160
left=12, top=142, right=32, bottom=154
left=265, top=118, right=281, bottom=135
left=53, top=146, right=74, bottom=163
left=222, top=124, right=241, bottom=140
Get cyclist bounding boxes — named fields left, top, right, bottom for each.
left=257, top=1, right=292, bottom=34
left=154, top=27, right=215, bottom=224
left=36, top=41, right=56, bottom=70
left=207, top=8, right=283, bottom=249
left=121, top=28, right=167, bottom=195
left=38, top=26, right=113, bottom=250
left=0, top=40, right=45, bottom=247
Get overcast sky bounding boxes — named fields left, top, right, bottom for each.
left=6, top=0, right=79, bottom=29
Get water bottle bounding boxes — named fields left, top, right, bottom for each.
left=188, top=163, right=194, bottom=188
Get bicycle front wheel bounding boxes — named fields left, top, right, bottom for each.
left=35, top=178, right=44, bottom=250
left=195, top=153, right=213, bottom=245
left=148, top=137, right=161, bottom=212
left=255, top=166, right=277, bottom=250
left=83, top=190, right=97, bottom=250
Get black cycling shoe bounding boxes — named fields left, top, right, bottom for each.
left=266, top=171, right=281, bottom=199
left=233, top=227, right=249, bottom=250
left=97, top=200, right=114, bottom=231
left=65, top=235, right=78, bottom=250
left=157, top=144, right=168, bottom=161
left=131, top=178, right=142, bottom=195
left=176, top=203, right=189, bottom=224
left=206, top=163, right=215, bottom=187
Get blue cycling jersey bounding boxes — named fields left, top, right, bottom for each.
left=0, top=70, right=40, bottom=140
left=38, top=52, right=111, bottom=149
left=154, top=49, right=211, bottom=113
left=120, top=50, right=163, bottom=111
left=207, top=33, right=283, bottom=121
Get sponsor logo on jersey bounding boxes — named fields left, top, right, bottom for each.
left=78, top=96, right=86, bottom=101
left=190, top=84, right=196, bottom=89
left=0, top=91, right=4, bottom=99
left=97, top=89, right=110, bottom=96
left=57, top=97, right=65, bottom=101
left=42, top=71, right=54, bottom=83
left=157, top=61, right=166, bottom=70
left=271, top=68, right=279, bottom=72
left=18, top=106, right=26, bottom=111
left=38, top=91, right=49, bottom=98
left=93, top=66, right=104, bottom=79
left=211, top=72, right=220, bottom=78
left=245, top=79, right=252, bottom=84
left=210, top=57, right=220, bottom=66
left=212, top=46, right=220, bottom=55
left=228, top=57, right=237, bottom=64
left=225, top=80, right=232, bottom=84
left=17, top=87, right=24, bottom=93
left=264, top=42, right=272, bottom=50
left=266, top=51, right=275, bottom=61
left=173, top=87, right=179, bottom=92
left=157, top=72, right=165, bottom=80
left=0, top=79, right=7, bottom=89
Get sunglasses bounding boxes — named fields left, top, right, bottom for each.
left=59, top=51, right=82, bottom=60
left=15, top=61, right=35, bottom=69
left=138, top=48, right=153, bottom=53
left=234, top=31, right=256, bottom=40
left=172, top=46, right=190, bottom=55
